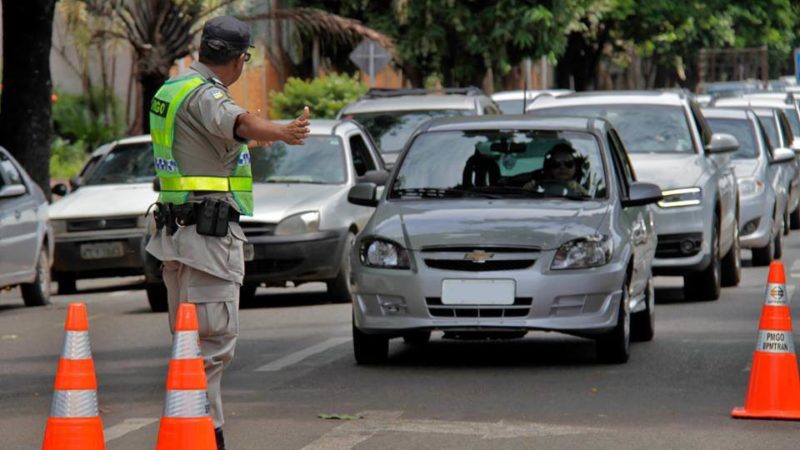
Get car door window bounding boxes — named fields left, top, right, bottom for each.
left=0, top=153, right=26, bottom=191
left=607, top=130, right=634, bottom=196
left=778, top=112, right=795, bottom=146
left=349, top=134, right=376, bottom=176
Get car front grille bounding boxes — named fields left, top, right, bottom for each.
left=421, top=246, right=539, bottom=272
left=67, top=217, right=139, bottom=232
left=655, top=233, right=703, bottom=258
left=240, top=221, right=276, bottom=237
left=425, top=297, right=532, bottom=318
left=245, top=258, right=302, bottom=274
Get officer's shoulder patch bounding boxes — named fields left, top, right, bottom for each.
left=210, top=88, right=225, bottom=100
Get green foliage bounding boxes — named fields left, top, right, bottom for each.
left=52, top=88, right=125, bottom=153
left=50, top=137, right=87, bottom=180
left=270, top=73, right=367, bottom=119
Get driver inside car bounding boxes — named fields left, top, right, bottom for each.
left=522, top=143, right=589, bottom=196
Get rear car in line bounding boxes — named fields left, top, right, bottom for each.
left=348, top=116, right=662, bottom=364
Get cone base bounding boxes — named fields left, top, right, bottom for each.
left=156, top=417, right=216, bottom=450
left=732, top=406, right=800, bottom=421
left=42, top=417, right=105, bottom=450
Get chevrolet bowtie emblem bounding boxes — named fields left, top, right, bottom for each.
left=464, top=250, right=494, bottom=263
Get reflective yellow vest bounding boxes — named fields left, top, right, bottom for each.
left=149, top=75, right=253, bottom=215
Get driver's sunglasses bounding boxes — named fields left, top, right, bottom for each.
left=553, top=159, right=575, bottom=169
left=243, top=52, right=252, bottom=62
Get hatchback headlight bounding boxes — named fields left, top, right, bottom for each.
left=360, top=238, right=410, bottom=269
left=658, top=187, right=702, bottom=208
left=551, top=235, right=613, bottom=270
left=737, top=177, right=765, bottom=197
left=274, top=211, right=320, bottom=236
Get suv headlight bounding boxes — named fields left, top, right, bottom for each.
left=657, top=187, right=702, bottom=208
left=274, top=211, right=320, bottom=236
left=737, top=177, right=765, bottom=197
left=551, top=235, right=613, bottom=270
left=360, top=238, right=411, bottom=269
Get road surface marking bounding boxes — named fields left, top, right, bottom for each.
left=302, top=410, right=600, bottom=449
left=255, top=337, right=351, bottom=372
left=104, top=418, right=158, bottom=442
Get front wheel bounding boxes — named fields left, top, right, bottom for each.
left=684, top=221, right=721, bottom=301
left=631, top=275, right=655, bottom=342
left=21, top=248, right=51, bottom=307
left=353, top=321, right=389, bottom=365
left=721, top=216, right=741, bottom=287
left=596, top=275, right=631, bottom=364
left=790, top=205, right=800, bottom=230
left=327, top=233, right=355, bottom=304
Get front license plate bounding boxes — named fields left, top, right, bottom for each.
left=243, top=243, right=255, bottom=262
left=79, top=241, right=125, bottom=260
left=441, top=279, right=515, bottom=305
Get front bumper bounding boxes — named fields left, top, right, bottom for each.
left=739, top=192, right=773, bottom=249
left=650, top=205, right=711, bottom=276
left=53, top=231, right=146, bottom=279
left=244, top=228, right=349, bottom=283
left=352, top=251, right=626, bottom=336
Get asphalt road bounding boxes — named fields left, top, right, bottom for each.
left=3, top=240, right=800, bottom=449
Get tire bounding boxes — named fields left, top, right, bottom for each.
left=631, top=275, right=655, bottom=342
left=239, top=283, right=258, bottom=308
left=784, top=209, right=791, bottom=236
left=596, top=275, right=631, bottom=364
left=146, top=283, right=168, bottom=312
left=752, top=232, right=775, bottom=267
left=327, top=233, right=355, bottom=304
left=402, top=331, right=431, bottom=346
left=21, top=248, right=51, bottom=307
left=353, top=321, right=389, bottom=365
left=684, top=219, right=721, bottom=301
left=774, top=219, right=783, bottom=260
left=57, top=275, right=77, bottom=295
left=790, top=205, right=800, bottom=230
left=721, top=216, right=741, bottom=287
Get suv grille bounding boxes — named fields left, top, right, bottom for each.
left=425, top=297, right=532, bottom=318
left=421, top=246, right=539, bottom=272
left=240, top=222, right=276, bottom=237
left=67, top=217, right=138, bottom=232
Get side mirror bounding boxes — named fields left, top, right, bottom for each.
left=51, top=183, right=69, bottom=197
left=622, top=182, right=663, bottom=208
left=68, top=175, right=83, bottom=191
left=357, top=170, right=390, bottom=186
left=348, top=183, right=379, bottom=207
left=0, top=184, right=26, bottom=199
left=705, top=133, right=739, bottom=154
left=152, top=177, right=161, bottom=192
left=771, top=147, right=796, bottom=164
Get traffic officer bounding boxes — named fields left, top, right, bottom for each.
left=145, top=15, right=309, bottom=450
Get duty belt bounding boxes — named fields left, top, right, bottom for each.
left=152, top=201, right=240, bottom=236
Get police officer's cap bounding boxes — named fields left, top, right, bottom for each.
left=201, top=16, right=253, bottom=54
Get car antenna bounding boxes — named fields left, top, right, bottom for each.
left=522, top=67, right=529, bottom=114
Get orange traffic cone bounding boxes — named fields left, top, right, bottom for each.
left=732, top=261, right=800, bottom=420
left=42, top=303, right=105, bottom=449
left=156, top=303, right=216, bottom=450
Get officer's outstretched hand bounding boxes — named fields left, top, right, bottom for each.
left=283, top=106, right=311, bottom=145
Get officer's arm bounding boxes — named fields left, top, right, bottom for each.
left=235, top=108, right=310, bottom=145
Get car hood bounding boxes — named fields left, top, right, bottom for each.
left=247, top=183, right=349, bottom=223
left=371, top=200, right=610, bottom=251
left=628, top=153, right=705, bottom=190
left=731, top=159, right=759, bottom=178
left=49, top=184, right=157, bottom=219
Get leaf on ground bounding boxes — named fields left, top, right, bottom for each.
left=318, top=413, right=362, bottom=421
left=1, top=334, right=18, bottom=340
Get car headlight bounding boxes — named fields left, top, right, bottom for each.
left=657, top=187, right=702, bottom=208
left=551, top=235, right=613, bottom=270
left=274, top=211, right=320, bottom=236
left=737, top=177, right=765, bottom=197
left=360, top=238, right=411, bottom=269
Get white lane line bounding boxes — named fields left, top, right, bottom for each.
left=302, top=410, right=601, bottom=450
left=255, top=337, right=351, bottom=372
left=104, top=418, right=159, bottom=442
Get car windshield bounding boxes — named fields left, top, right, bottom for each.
left=390, top=130, right=607, bottom=200
left=83, top=142, right=154, bottom=185
left=755, top=114, right=781, bottom=147
left=346, top=109, right=473, bottom=153
left=783, top=108, right=800, bottom=137
left=706, top=118, right=758, bottom=159
left=249, top=136, right=346, bottom=185
left=531, top=104, right=694, bottom=153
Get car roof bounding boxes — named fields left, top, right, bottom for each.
left=341, top=94, right=481, bottom=114
left=711, top=98, right=794, bottom=109
left=421, top=115, right=611, bottom=134
left=700, top=107, right=751, bottom=120
left=271, top=119, right=362, bottom=136
left=491, top=90, right=572, bottom=102
left=528, top=90, right=688, bottom=109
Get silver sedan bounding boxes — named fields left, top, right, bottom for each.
left=348, top=116, right=662, bottom=365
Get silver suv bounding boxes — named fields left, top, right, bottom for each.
left=528, top=91, right=741, bottom=300
left=338, top=88, right=501, bottom=167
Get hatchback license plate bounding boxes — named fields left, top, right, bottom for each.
left=80, top=241, right=125, bottom=260
left=441, top=279, right=515, bottom=305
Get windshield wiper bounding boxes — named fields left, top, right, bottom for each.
left=393, top=187, right=503, bottom=199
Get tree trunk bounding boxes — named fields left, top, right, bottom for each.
left=0, top=0, right=56, bottom=196
left=140, top=71, right=168, bottom=134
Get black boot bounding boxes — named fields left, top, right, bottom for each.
left=215, top=428, right=226, bottom=450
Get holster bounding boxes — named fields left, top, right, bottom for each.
left=150, top=200, right=238, bottom=237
